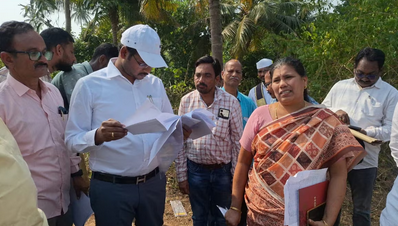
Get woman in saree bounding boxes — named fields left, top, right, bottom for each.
left=225, top=57, right=365, bottom=226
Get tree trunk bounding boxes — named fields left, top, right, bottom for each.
left=64, top=0, right=72, bottom=33
left=209, top=0, right=223, bottom=69
left=109, top=6, right=119, bottom=46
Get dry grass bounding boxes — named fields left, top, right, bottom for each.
left=339, top=144, right=398, bottom=225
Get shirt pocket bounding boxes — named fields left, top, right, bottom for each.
left=47, top=107, right=67, bottom=139
left=361, top=96, right=383, bottom=117
left=151, top=97, right=163, bottom=110
left=212, top=118, right=229, bottom=140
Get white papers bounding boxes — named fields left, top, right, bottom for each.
left=284, top=168, right=328, bottom=226
left=149, top=120, right=183, bottom=172
left=122, top=100, right=215, bottom=172
left=124, top=100, right=215, bottom=139
left=70, top=186, right=93, bottom=226
left=217, top=205, right=228, bottom=217
left=181, top=109, right=216, bottom=139
left=124, top=101, right=179, bottom=134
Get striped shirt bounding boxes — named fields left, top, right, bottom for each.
left=175, top=88, right=243, bottom=181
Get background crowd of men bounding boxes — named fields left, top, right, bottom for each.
left=1, top=19, right=398, bottom=226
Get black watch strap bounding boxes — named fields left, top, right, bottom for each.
left=71, top=169, right=83, bottom=178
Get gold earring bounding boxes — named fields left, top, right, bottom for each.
left=304, top=85, right=307, bottom=89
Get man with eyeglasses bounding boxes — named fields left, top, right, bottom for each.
left=0, top=46, right=54, bottom=83
left=323, top=47, right=398, bottom=226
left=0, top=21, right=84, bottom=226
left=65, top=24, right=190, bottom=226
left=248, top=58, right=275, bottom=106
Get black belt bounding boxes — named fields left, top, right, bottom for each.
left=189, top=159, right=230, bottom=170
left=92, top=167, right=159, bottom=184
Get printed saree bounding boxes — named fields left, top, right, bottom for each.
left=245, top=106, right=365, bottom=226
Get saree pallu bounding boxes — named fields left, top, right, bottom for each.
left=245, top=106, right=365, bottom=226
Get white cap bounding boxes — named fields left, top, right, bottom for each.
left=121, top=24, right=167, bottom=68
left=256, top=58, right=273, bottom=69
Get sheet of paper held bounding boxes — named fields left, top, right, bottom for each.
left=284, top=168, right=328, bottom=226
left=124, top=100, right=179, bottom=134
left=217, top=205, right=228, bottom=217
left=181, top=108, right=216, bottom=139
left=148, top=120, right=182, bottom=172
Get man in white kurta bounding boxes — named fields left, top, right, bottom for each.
left=322, top=47, right=398, bottom=226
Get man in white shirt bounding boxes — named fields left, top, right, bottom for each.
left=322, top=47, right=398, bottom=226
left=248, top=58, right=275, bottom=106
left=65, top=24, right=188, bottom=226
left=380, top=104, right=398, bottom=226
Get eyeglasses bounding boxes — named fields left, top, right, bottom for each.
left=132, top=54, right=149, bottom=68
left=7, top=50, right=53, bottom=61
left=264, top=82, right=271, bottom=88
left=354, top=71, right=378, bottom=80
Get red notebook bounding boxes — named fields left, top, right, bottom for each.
left=298, top=180, right=329, bottom=226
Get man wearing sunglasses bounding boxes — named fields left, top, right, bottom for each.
left=0, top=21, right=84, bottom=226
left=323, top=47, right=398, bottom=226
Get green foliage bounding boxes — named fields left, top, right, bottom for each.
left=74, top=21, right=114, bottom=63
left=237, top=0, right=398, bottom=102
left=23, top=0, right=398, bottom=108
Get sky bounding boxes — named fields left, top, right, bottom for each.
left=0, top=0, right=82, bottom=36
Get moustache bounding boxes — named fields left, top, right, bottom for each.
left=35, top=63, right=48, bottom=68
left=197, top=83, right=207, bottom=88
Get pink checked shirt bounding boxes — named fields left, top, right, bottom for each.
left=0, top=75, right=80, bottom=218
left=175, top=88, right=243, bottom=182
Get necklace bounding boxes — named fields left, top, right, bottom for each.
left=275, top=101, right=308, bottom=119
left=275, top=103, right=279, bottom=119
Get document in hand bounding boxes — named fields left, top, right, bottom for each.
left=124, top=100, right=180, bottom=135
left=284, top=168, right=328, bottom=226
left=122, top=100, right=216, bottom=173
left=349, top=129, right=382, bottom=145
left=124, top=100, right=216, bottom=139
left=181, top=109, right=216, bottom=139
left=299, top=180, right=329, bottom=226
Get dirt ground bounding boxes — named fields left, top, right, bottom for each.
left=84, top=149, right=397, bottom=226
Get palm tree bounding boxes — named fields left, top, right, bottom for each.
left=21, top=0, right=92, bottom=33
left=209, top=0, right=223, bottom=65
left=222, top=0, right=305, bottom=58
left=80, top=0, right=177, bottom=45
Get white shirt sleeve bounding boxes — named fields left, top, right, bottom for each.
left=248, top=87, right=257, bottom=107
left=321, top=84, right=341, bottom=113
left=390, top=103, right=398, bottom=166
left=365, top=91, right=398, bottom=141
left=65, top=79, right=102, bottom=153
